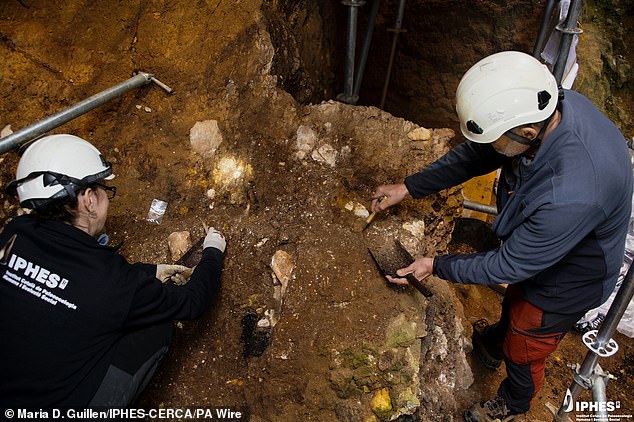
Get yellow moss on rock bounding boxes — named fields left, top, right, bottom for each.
left=370, top=388, right=392, bottom=420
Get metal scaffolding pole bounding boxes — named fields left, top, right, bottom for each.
left=552, top=0, right=584, bottom=85
left=338, top=0, right=365, bottom=104
left=555, top=260, right=634, bottom=420
left=0, top=72, right=172, bottom=155
left=463, top=199, right=498, bottom=216
left=380, top=0, right=407, bottom=109
left=533, top=0, right=558, bottom=58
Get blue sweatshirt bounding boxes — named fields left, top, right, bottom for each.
left=404, top=90, right=633, bottom=314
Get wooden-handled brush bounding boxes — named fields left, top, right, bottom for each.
left=363, top=194, right=386, bottom=231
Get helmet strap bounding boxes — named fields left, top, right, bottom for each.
left=504, top=111, right=556, bottom=149
left=529, top=111, right=557, bottom=148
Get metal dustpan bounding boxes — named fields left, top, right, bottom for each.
left=368, top=239, right=433, bottom=297
left=178, top=236, right=205, bottom=268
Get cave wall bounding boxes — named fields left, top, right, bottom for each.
left=576, top=0, right=633, bottom=135
left=353, top=0, right=543, bottom=130
left=324, top=0, right=634, bottom=138
left=262, top=0, right=342, bottom=104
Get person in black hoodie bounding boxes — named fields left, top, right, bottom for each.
left=0, top=134, right=226, bottom=409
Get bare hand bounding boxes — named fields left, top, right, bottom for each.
left=371, top=184, right=410, bottom=212
left=385, top=257, right=434, bottom=286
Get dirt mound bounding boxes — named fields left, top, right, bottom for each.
left=1, top=1, right=632, bottom=421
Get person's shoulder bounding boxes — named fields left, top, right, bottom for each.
left=1, top=214, right=36, bottom=234
left=562, top=89, right=594, bottom=106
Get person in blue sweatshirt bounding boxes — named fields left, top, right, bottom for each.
left=371, top=51, right=633, bottom=422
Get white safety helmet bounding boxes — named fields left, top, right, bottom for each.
left=7, top=134, right=114, bottom=209
left=456, top=51, right=559, bottom=143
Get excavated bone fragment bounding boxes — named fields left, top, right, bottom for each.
left=267, top=250, right=294, bottom=327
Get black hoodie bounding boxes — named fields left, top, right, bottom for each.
left=0, top=215, right=223, bottom=408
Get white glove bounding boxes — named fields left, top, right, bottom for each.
left=156, top=264, right=191, bottom=284
left=203, top=227, right=226, bottom=253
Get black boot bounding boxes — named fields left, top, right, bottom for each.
left=472, top=319, right=503, bottom=370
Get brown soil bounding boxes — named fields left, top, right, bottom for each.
left=0, top=1, right=632, bottom=422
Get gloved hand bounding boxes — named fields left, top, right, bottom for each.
left=203, top=227, right=226, bottom=253
left=156, top=264, right=191, bottom=284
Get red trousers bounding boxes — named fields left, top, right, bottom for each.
left=483, top=284, right=585, bottom=413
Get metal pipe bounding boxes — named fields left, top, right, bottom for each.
left=380, top=0, right=407, bottom=109
left=338, top=0, right=365, bottom=104
left=553, top=0, right=584, bottom=85
left=532, top=0, right=558, bottom=58
left=556, top=260, right=634, bottom=419
left=352, top=0, right=381, bottom=102
left=590, top=374, right=608, bottom=421
left=0, top=72, right=161, bottom=155
left=463, top=199, right=498, bottom=216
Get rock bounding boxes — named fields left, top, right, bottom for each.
left=370, top=388, right=392, bottom=420
left=430, top=326, right=449, bottom=360
left=167, top=231, right=192, bottom=262
left=190, top=120, right=223, bottom=158
left=295, top=124, right=317, bottom=159
left=345, top=201, right=370, bottom=218
left=353, top=203, right=369, bottom=218
left=311, top=143, right=337, bottom=167
left=1, top=124, right=13, bottom=139
left=407, top=127, right=432, bottom=141
left=402, top=220, right=425, bottom=238
left=386, top=314, right=418, bottom=348
left=330, top=368, right=357, bottom=399
left=334, top=402, right=371, bottom=422
left=211, top=156, right=254, bottom=205
left=394, top=387, right=421, bottom=416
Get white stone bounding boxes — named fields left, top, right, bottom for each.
left=403, top=220, right=425, bottom=238
left=190, top=120, right=223, bottom=158
left=295, top=125, right=317, bottom=159
left=1, top=124, right=13, bottom=139
left=311, top=144, right=337, bottom=167
left=167, top=231, right=192, bottom=262
left=352, top=203, right=370, bottom=218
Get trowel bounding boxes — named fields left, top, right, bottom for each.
left=368, top=239, right=433, bottom=297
